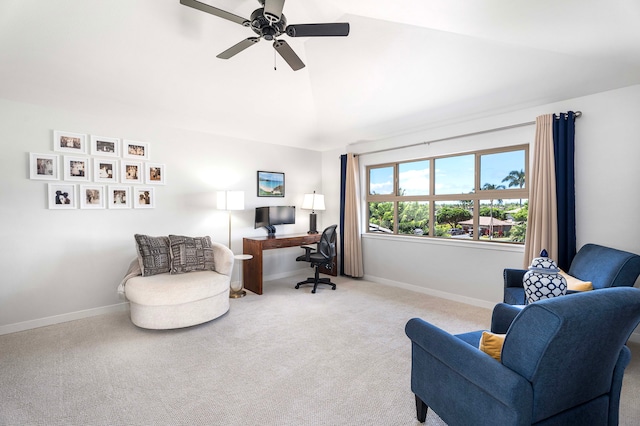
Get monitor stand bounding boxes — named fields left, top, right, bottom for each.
left=264, top=225, right=276, bottom=237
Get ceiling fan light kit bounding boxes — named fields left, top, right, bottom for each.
left=180, top=0, right=350, bottom=71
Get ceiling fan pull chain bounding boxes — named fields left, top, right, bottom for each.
left=274, top=47, right=277, bottom=70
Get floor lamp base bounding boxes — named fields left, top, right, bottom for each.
left=229, top=289, right=246, bottom=298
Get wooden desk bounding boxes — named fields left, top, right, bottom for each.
left=243, top=233, right=337, bottom=295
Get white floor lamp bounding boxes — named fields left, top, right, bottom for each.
left=217, top=190, right=248, bottom=298
left=217, top=190, right=245, bottom=250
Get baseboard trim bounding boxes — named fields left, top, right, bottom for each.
left=364, top=274, right=496, bottom=310
left=0, top=302, right=130, bottom=336
left=364, top=274, right=640, bottom=344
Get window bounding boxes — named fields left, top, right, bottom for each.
left=366, top=145, right=528, bottom=244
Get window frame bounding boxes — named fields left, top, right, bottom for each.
left=366, top=144, right=529, bottom=244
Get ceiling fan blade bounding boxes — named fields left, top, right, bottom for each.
left=286, top=23, right=350, bottom=37
left=217, top=37, right=260, bottom=59
left=180, top=0, right=249, bottom=26
left=273, top=40, right=305, bottom=71
left=263, top=0, right=285, bottom=23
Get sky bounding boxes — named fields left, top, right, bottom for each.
left=369, top=150, right=525, bottom=196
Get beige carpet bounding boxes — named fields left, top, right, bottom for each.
left=1, top=274, right=639, bottom=425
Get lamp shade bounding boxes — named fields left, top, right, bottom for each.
left=301, top=192, right=325, bottom=211
left=217, top=190, right=245, bottom=211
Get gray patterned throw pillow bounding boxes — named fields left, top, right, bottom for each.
left=134, top=234, right=171, bottom=276
left=169, top=235, right=216, bottom=274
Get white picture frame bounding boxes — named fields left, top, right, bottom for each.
left=53, top=130, right=87, bottom=154
left=48, top=183, right=77, bottom=209
left=63, top=155, right=90, bottom=182
left=108, top=186, right=131, bottom=209
left=93, top=158, right=119, bottom=183
left=121, top=160, right=143, bottom=184
left=133, top=187, right=155, bottom=209
left=90, top=135, right=120, bottom=157
left=145, top=162, right=165, bottom=185
left=79, top=185, right=106, bottom=209
left=29, top=152, right=59, bottom=180
left=122, top=139, right=149, bottom=160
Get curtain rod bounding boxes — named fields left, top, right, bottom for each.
left=354, top=111, right=582, bottom=157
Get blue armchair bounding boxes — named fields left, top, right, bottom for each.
left=504, top=243, right=640, bottom=305
left=405, top=287, right=640, bottom=425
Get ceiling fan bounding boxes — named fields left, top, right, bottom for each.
left=180, top=0, right=350, bottom=71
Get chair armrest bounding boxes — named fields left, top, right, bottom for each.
left=504, top=268, right=527, bottom=288
left=211, top=242, right=234, bottom=277
left=405, top=318, right=532, bottom=418
left=491, top=303, right=525, bottom=334
left=296, top=245, right=316, bottom=262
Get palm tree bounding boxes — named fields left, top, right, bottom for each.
left=502, top=169, right=525, bottom=206
left=502, top=169, right=525, bottom=188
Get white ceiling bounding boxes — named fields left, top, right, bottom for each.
left=1, top=0, right=639, bottom=151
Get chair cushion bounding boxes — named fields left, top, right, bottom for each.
left=125, top=270, right=229, bottom=306
left=454, top=330, right=483, bottom=347
left=560, top=270, right=593, bottom=292
left=479, top=331, right=506, bottom=361
left=134, top=234, right=171, bottom=276
left=169, top=235, right=215, bottom=274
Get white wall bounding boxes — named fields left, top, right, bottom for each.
left=346, top=85, right=640, bottom=308
left=3, top=85, right=639, bottom=334
left=0, top=98, right=323, bottom=334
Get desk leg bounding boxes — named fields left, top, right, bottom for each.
left=243, top=238, right=263, bottom=295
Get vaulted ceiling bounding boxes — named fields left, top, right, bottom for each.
left=1, top=0, right=639, bottom=151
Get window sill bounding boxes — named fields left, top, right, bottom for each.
left=362, top=232, right=525, bottom=253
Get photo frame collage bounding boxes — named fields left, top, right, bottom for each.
left=30, top=130, right=166, bottom=210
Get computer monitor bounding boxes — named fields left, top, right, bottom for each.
left=255, top=206, right=295, bottom=236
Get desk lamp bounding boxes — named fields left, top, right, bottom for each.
left=301, top=191, right=325, bottom=234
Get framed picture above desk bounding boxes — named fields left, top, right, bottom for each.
left=243, top=233, right=337, bottom=295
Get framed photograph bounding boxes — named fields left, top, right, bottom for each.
left=90, top=135, right=120, bottom=157
left=108, top=186, right=131, bottom=209
left=53, top=130, right=87, bottom=154
left=133, top=187, right=155, bottom=209
left=93, top=158, right=119, bottom=183
left=29, top=152, right=59, bottom=180
left=145, top=162, right=165, bottom=185
left=121, top=160, right=143, bottom=184
left=48, top=183, right=77, bottom=209
left=63, top=156, right=90, bottom=181
left=123, top=139, right=149, bottom=160
left=257, top=171, right=285, bottom=197
left=79, top=185, right=106, bottom=209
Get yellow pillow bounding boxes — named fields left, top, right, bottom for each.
left=479, top=331, right=506, bottom=362
left=559, top=270, right=593, bottom=292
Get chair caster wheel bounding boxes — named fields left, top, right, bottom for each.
left=312, top=290, right=316, bottom=294
left=295, top=285, right=300, bottom=289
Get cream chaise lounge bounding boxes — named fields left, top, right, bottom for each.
left=118, top=234, right=234, bottom=329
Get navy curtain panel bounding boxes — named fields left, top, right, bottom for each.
left=553, top=112, right=577, bottom=270
left=339, top=154, right=347, bottom=276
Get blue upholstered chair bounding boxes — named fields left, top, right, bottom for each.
left=405, top=287, right=640, bottom=425
left=504, top=244, right=640, bottom=305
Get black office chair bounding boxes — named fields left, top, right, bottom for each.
left=295, top=224, right=337, bottom=293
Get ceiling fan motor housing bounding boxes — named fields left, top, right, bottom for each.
left=250, top=8, right=286, bottom=40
